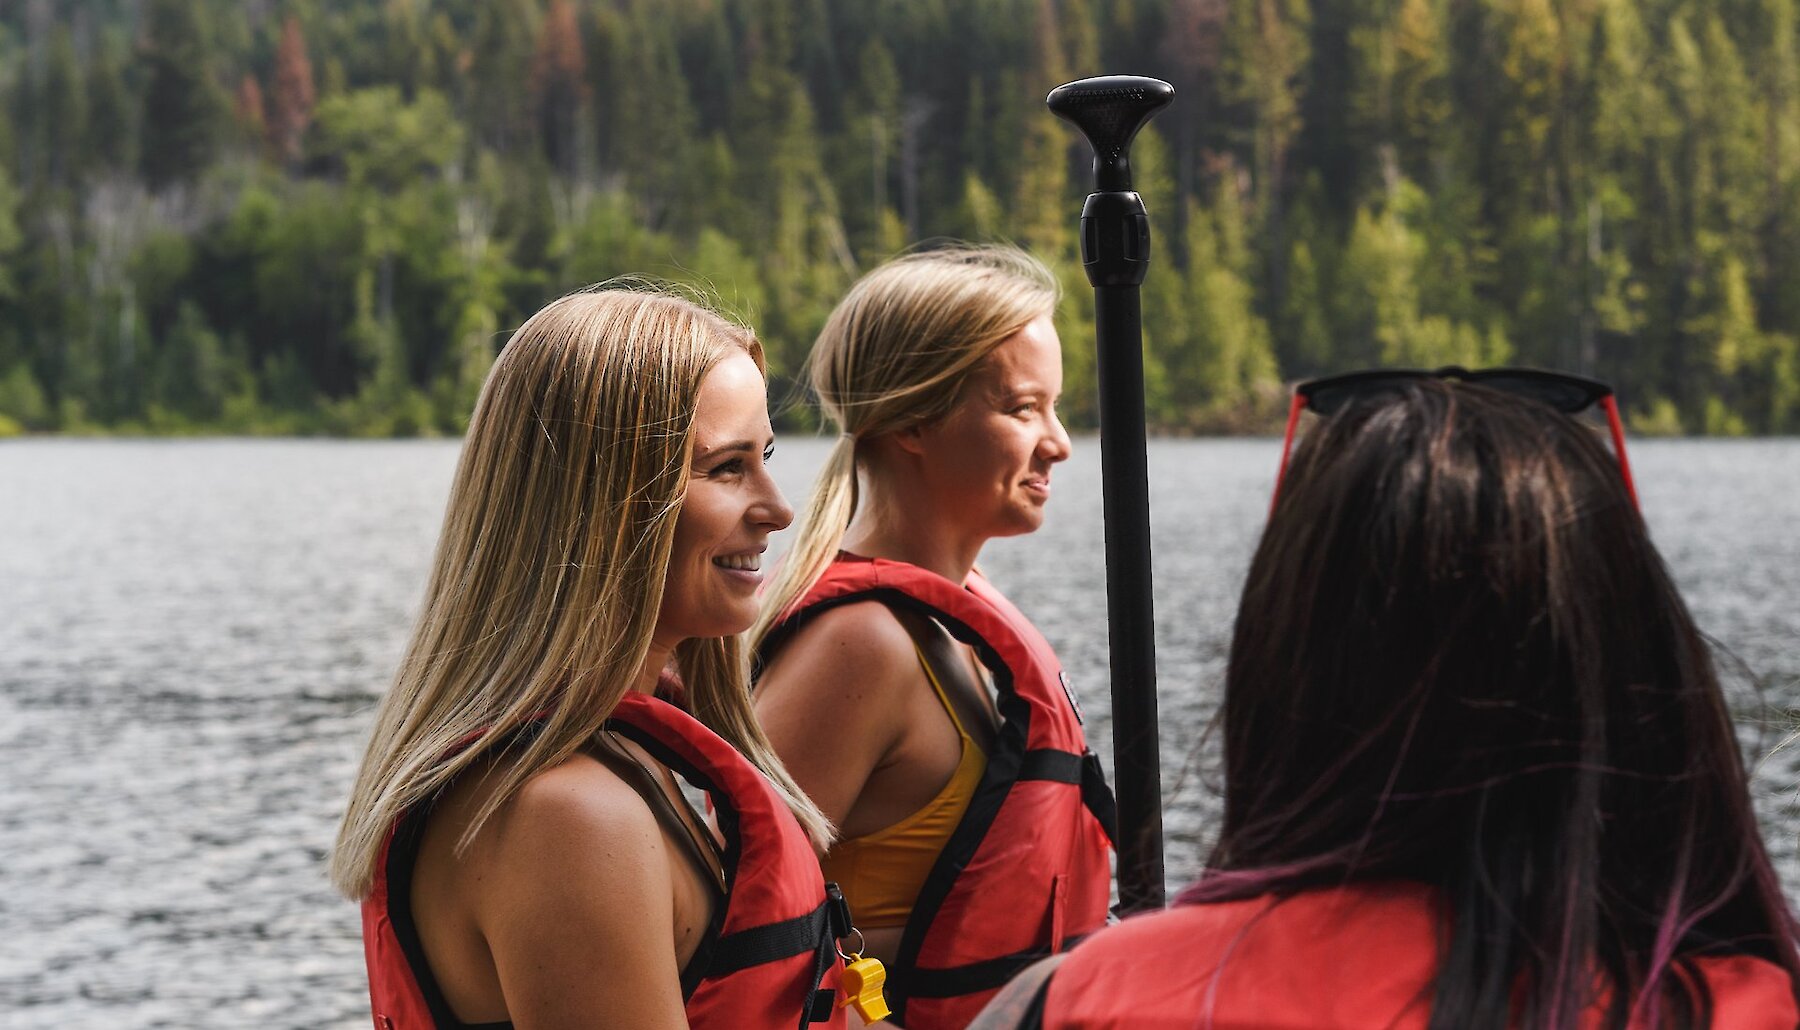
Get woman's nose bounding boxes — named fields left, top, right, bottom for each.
left=755, top=477, right=795, bottom=531
left=1042, top=411, right=1073, bottom=463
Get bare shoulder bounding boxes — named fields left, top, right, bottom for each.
left=471, top=753, right=672, bottom=907
left=471, top=754, right=692, bottom=1027
left=760, top=599, right=918, bottom=699
left=756, top=601, right=920, bottom=825
left=500, top=752, right=665, bottom=852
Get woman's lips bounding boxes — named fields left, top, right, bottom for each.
left=713, top=550, right=764, bottom=585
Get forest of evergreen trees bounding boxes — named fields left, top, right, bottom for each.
left=1, top=0, right=1797, bottom=436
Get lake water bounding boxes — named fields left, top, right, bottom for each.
left=2, top=437, right=1798, bottom=1028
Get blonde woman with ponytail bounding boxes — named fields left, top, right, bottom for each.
left=332, top=289, right=854, bottom=1030
left=753, top=246, right=1117, bottom=1030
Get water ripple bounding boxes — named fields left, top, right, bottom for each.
left=1, top=437, right=1795, bottom=1026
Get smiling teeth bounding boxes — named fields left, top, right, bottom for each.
left=715, top=554, right=761, bottom=571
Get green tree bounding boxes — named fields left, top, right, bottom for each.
left=269, top=16, right=318, bottom=169
left=149, top=300, right=235, bottom=423
left=82, top=45, right=135, bottom=176
left=137, top=0, right=226, bottom=190
left=532, top=0, right=588, bottom=182
left=311, top=88, right=463, bottom=193
left=467, top=0, right=540, bottom=158
left=41, top=27, right=85, bottom=189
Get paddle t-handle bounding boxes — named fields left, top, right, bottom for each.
left=1046, top=76, right=1174, bottom=289
left=1046, top=76, right=1175, bottom=194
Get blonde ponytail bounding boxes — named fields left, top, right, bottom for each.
left=751, top=244, right=1058, bottom=650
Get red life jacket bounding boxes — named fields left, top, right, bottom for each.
left=1034, top=882, right=1800, bottom=1028
left=760, top=556, right=1118, bottom=1029
left=361, top=691, right=849, bottom=1030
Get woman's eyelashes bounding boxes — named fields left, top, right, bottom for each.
left=1005, top=394, right=1056, bottom=418
left=705, top=444, right=774, bottom=478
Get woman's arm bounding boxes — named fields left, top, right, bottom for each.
left=474, top=759, right=695, bottom=1030
left=755, top=602, right=919, bottom=832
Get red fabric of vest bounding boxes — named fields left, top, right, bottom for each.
left=361, top=691, right=848, bottom=1030
left=1039, top=882, right=1800, bottom=1029
left=762, top=556, right=1117, bottom=1030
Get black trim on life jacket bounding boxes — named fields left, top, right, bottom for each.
left=758, top=584, right=1115, bottom=1026
left=706, top=899, right=830, bottom=976
left=385, top=802, right=514, bottom=1030
left=601, top=717, right=839, bottom=1028
left=904, top=931, right=1095, bottom=1000
left=1018, top=749, right=1118, bottom=846
left=907, top=944, right=1055, bottom=998
left=385, top=726, right=550, bottom=1030
left=380, top=716, right=740, bottom=1028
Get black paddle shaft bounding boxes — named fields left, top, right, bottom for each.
left=1046, top=75, right=1173, bottom=914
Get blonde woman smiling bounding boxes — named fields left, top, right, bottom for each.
left=753, top=246, right=1116, bottom=1029
left=332, top=289, right=851, bottom=1030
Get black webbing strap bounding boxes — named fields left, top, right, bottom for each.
left=799, top=892, right=840, bottom=1030
left=905, top=946, right=1052, bottom=999
left=1080, top=751, right=1119, bottom=846
left=1017, top=749, right=1083, bottom=783
left=705, top=900, right=830, bottom=978
left=1017, top=749, right=1119, bottom=846
left=902, top=932, right=1092, bottom=1000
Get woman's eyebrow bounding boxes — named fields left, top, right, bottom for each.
left=692, top=437, right=770, bottom=463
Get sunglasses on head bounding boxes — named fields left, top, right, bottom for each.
left=1272, top=365, right=1640, bottom=512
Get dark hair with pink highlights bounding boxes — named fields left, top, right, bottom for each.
left=1182, top=380, right=1800, bottom=1028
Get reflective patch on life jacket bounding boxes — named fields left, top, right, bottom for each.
left=1057, top=670, right=1084, bottom=724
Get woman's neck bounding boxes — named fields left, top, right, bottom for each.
left=634, top=641, right=673, bottom=695
left=843, top=468, right=983, bottom=584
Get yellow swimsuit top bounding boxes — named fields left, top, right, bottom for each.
left=820, top=644, right=988, bottom=929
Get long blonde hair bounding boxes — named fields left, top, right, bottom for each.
left=332, top=288, right=830, bottom=899
left=750, top=244, right=1059, bottom=648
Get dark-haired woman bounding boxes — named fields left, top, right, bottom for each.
left=974, top=374, right=1800, bottom=1029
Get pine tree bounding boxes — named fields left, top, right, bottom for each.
left=1183, top=182, right=1280, bottom=426
left=841, top=38, right=901, bottom=258
left=532, top=0, right=587, bottom=181
left=467, top=0, right=541, bottom=158
left=41, top=27, right=86, bottom=189
left=83, top=45, right=135, bottom=176
left=1012, top=0, right=1073, bottom=256
left=269, top=16, right=318, bottom=169
left=1391, top=0, right=1450, bottom=177
left=138, top=0, right=227, bottom=190
left=233, top=75, right=268, bottom=152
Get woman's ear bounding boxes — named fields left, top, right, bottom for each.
left=890, top=422, right=930, bottom=457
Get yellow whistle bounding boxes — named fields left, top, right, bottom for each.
left=840, top=955, right=891, bottom=1024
